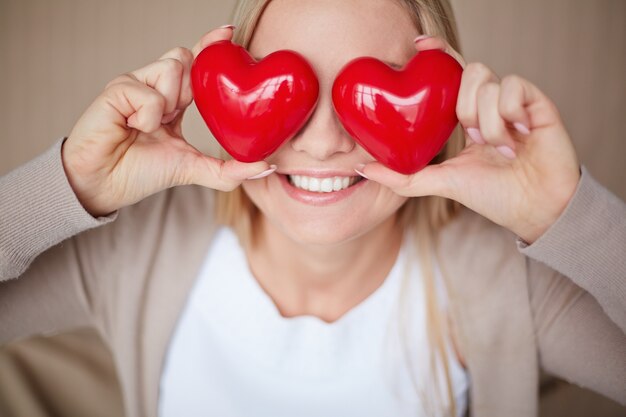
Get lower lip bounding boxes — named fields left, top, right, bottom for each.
left=278, top=174, right=367, bottom=206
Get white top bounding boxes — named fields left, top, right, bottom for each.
left=159, top=227, right=469, bottom=417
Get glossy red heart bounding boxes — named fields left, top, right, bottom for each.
left=191, top=40, right=319, bottom=162
left=332, top=49, right=463, bottom=174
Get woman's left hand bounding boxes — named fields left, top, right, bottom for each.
left=357, top=36, right=581, bottom=244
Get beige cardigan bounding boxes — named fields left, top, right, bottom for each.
left=1, top=139, right=625, bottom=417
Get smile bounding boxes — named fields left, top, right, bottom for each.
left=288, top=174, right=362, bottom=193
left=277, top=172, right=368, bottom=206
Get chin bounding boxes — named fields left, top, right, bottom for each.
left=246, top=190, right=404, bottom=248
left=267, top=211, right=377, bottom=247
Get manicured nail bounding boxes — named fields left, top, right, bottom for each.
left=513, top=122, right=530, bottom=135
left=354, top=168, right=369, bottom=180
left=414, top=35, right=432, bottom=43
left=496, top=145, right=516, bottom=160
left=247, top=165, right=276, bottom=180
left=467, top=127, right=486, bottom=145
left=219, top=24, right=236, bottom=30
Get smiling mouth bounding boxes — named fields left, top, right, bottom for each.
left=286, top=174, right=364, bottom=193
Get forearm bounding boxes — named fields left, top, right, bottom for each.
left=0, top=138, right=116, bottom=280
left=519, top=166, right=626, bottom=332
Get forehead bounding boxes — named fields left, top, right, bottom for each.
left=249, top=0, right=419, bottom=74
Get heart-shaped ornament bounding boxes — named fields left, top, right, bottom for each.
left=191, top=40, right=319, bottom=162
left=332, top=49, right=463, bottom=174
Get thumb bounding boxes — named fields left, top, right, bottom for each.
left=356, top=161, right=452, bottom=199
left=186, top=153, right=276, bottom=191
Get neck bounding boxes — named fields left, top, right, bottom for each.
left=246, top=215, right=403, bottom=323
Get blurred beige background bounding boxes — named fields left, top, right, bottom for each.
left=1, top=0, right=626, bottom=200
left=1, top=0, right=625, bottom=416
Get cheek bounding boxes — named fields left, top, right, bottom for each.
left=240, top=179, right=269, bottom=214
left=358, top=187, right=409, bottom=234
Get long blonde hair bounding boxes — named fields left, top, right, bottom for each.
left=215, top=1, right=465, bottom=415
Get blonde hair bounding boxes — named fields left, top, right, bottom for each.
left=215, top=1, right=465, bottom=415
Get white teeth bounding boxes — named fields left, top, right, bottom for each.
left=320, top=178, right=333, bottom=192
left=309, top=177, right=320, bottom=192
left=288, top=175, right=358, bottom=193
left=333, top=177, right=342, bottom=191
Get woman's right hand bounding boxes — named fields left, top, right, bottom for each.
left=62, top=26, right=274, bottom=217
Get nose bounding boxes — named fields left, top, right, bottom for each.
left=290, top=93, right=355, bottom=160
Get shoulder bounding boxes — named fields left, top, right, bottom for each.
left=121, top=185, right=215, bottom=226
left=107, top=185, right=216, bottom=237
left=71, top=185, right=217, bottom=270
left=438, top=208, right=521, bottom=270
left=69, top=186, right=218, bottom=329
left=436, top=209, right=541, bottom=370
left=438, top=208, right=577, bottom=329
left=437, top=208, right=534, bottom=304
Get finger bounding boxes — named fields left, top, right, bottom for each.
left=129, top=58, right=184, bottom=120
left=158, top=47, right=195, bottom=113
left=191, top=25, right=235, bottom=58
left=456, top=62, right=499, bottom=144
left=187, top=154, right=276, bottom=191
left=414, top=35, right=466, bottom=68
left=498, top=74, right=545, bottom=135
left=476, top=82, right=516, bottom=156
left=104, top=80, right=166, bottom=133
left=356, top=161, right=452, bottom=199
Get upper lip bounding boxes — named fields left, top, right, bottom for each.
left=277, top=169, right=360, bottom=178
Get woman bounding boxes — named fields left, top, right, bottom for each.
left=1, top=0, right=625, bottom=416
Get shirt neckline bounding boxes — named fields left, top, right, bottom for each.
left=188, top=227, right=411, bottom=376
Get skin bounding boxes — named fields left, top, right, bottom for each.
left=62, top=28, right=274, bottom=218
left=62, top=0, right=581, bottom=367
left=242, top=0, right=415, bottom=322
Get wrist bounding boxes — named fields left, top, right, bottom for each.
left=514, top=167, right=582, bottom=244
left=61, top=138, right=116, bottom=218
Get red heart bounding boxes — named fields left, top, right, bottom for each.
left=332, top=50, right=463, bottom=174
left=191, top=40, right=319, bottom=162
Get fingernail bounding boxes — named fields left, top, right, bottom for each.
left=219, top=24, right=236, bottom=30
left=467, top=127, right=486, bottom=145
left=496, top=145, right=516, bottom=160
left=513, top=122, right=530, bottom=135
left=414, top=35, right=432, bottom=43
left=247, top=165, right=276, bottom=180
left=354, top=168, right=369, bottom=180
